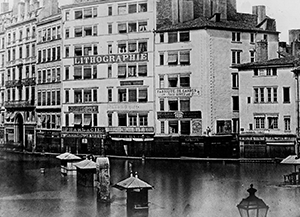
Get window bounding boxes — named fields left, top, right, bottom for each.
left=47, top=48, right=51, bottom=61
left=179, top=32, right=189, bottom=42
left=74, top=66, right=82, bottom=80
left=38, top=91, right=41, bottom=106
left=138, top=89, right=147, bottom=102
left=138, top=41, right=147, bottom=52
left=138, top=21, right=147, bottom=32
left=129, top=4, right=137, bottom=14
left=118, top=43, right=127, bottom=53
left=52, top=47, right=56, bottom=60
left=268, top=116, right=278, bottom=129
left=93, top=66, right=97, bottom=79
left=52, top=27, right=56, bottom=40
left=168, top=75, right=178, bottom=87
left=118, top=113, right=127, bottom=126
left=84, top=66, right=92, bottom=79
left=232, top=32, right=241, bottom=42
left=266, top=68, right=271, bottom=76
left=283, top=87, right=290, bottom=103
left=260, top=88, right=264, bottom=103
left=250, top=51, right=255, bottom=62
left=65, top=66, right=69, bottom=80
left=26, top=45, right=30, bottom=57
left=138, top=2, right=147, bottom=12
left=108, top=24, right=112, bottom=34
left=84, top=89, right=92, bottom=102
left=51, top=90, right=55, bottom=105
left=108, top=65, right=112, bottom=78
left=139, top=114, right=148, bottom=126
left=84, top=45, right=92, bottom=55
left=273, top=87, right=278, bottom=102
left=128, top=65, right=136, bottom=77
left=65, top=29, right=69, bottom=38
left=118, top=89, right=126, bottom=102
left=84, top=26, right=92, bottom=36
left=75, top=27, right=83, bottom=37
left=74, top=46, right=82, bottom=56
left=84, top=8, right=92, bottom=19
left=250, top=33, right=255, bottom=43
left=179, top=51, right=190, bottom=65
left=65, top=47, right=69, bottom=57
left=57, top=46, right=61, bottom=60
left=232, top=50, right=241, bottom=64
left=160, top=121, right=165, bottom=133
left=267, top=88, right=272, bottom=102
left=118, top=4, right=127, bottom=15
left=181, top=120, right=190, bottom=135
left=93, top=25, right=98, bottom=36
left=169, top=100, right=178, bottom=111
left=93, top=89, right=97, bottom=102
left=93, top=7, right=98, bottom=17
left=108, top=89, right=112, bottom=102
left=180, top=75, right=190, bottom=87
left=284, top=116, right=291, bottom=131
left=255, top=117, right=265, bottom=129
left=263, top=34, right=268, bottom=41
left=168, top=52, right=178, bottom=65
left=93, top=113, right=97, bottom=126
left=232, top=73, right=238, bottom=88
left=160, top=33, right=164, bottom=43
left=129, top=114, right=137, bottom=126
left=65, top=113, right=69, bottom=126
left=128, top=89, right=137, bottom=102
left=32, top=44, right=35, bottom=57
left=118, top=65, right=126, bottom=78
left=159, top=53, right=164, bottom=65
left=168, top=32, right=177, bottom=43
left=65, top=89, right=69, bottom=103
left=128, top=22, right=137, bottom=33
left=75, top=10, right=83, bottom=19
left=65, top=11, right=70, bottom=20
left=138, top=64, right=147, bottom=76
left=19, top=46, right=22, bottom=59
left=232, top=96, right=239, bottom=111
left=118, top=23, right=127, bottom=34
left=160, top=98, right=164, bottom=111
left=108, top=6, right=112, bottom=16
left=272, top=68, right=277, bottom=76
left=159, top=75, right=164, bottom=88
left=74, top=89, right=82, bottom=103
left=180, top=99, right=190, bottom=111
left=108, top=113, right=112, bottom=126
left=254, top=88, right=259, bottom=103
left=169, top=120, right=178, bottom=133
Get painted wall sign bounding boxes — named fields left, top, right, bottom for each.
left=107, top=127, right=154, bottom=133
left=107, top=104, right=140, bottom=110
left=157, top=88, right=201, bottom=97
left=74, top=53, right=148, bottom=65
left=62, top=127, right=105, bottom=134
left=69, top=106, right=98, bottom=113
left=157, top=111, right=202, bottom=119
left=120, top=80, right=143, bottom=86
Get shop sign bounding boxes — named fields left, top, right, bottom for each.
left=74, top=53, right=148, bottom=65
left=157, top=111, right=202, bottom=119
left=62, top=127, right=105, bottom=134
left=62, top=133, right=104, bottom=138
left=69, top=106, right=98, bottom=113
left=120, top=80, right=143, bottom=86
left=239, top=136, right=265, bottom=141
left=107, top=127, right=154, bottom=133
left=192, top=119, right=202, bottom=135
left=156, top=88, right=201, bottom=97
left=107, top=104, right=140, bottom=110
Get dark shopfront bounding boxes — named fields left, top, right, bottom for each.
left=62, top=127, right=106, bottom=155
left=36, top=130, right=61, bottom=153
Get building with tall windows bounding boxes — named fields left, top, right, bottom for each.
left=36, top=0, right=62, bottom=152
left=4, top=0, right=40, bottom=151
left=60, top=0, right=155, bottom=155
left=154, top=0, right=279, bottom=157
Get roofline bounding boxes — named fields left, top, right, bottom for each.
left=233, top=63, right=295, bottom=70
left=61, top=0, right=130, bottom=10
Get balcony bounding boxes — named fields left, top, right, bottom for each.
left=5, top=80, right=22, bottom=88
left=22, top=77, right=36, bottom=86
left=5, top=100, right=35, bottom=108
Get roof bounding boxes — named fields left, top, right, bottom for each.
left=74, top=159, right=97, bottom=170
left=113, top=173, right=153, bottom=190
left=56, top=152, right=81, bottom=161
left=281, top=155, right=300, bottom=165
left=156, top=13, right=278, bottom=33
left=233, top=56, right=300, bottom=70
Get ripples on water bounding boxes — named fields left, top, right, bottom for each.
left=0, top=151, right=300, bottom=217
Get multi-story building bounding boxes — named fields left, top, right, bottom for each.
left=36, top=0, right=61, bottom=152
left=153, top=0, right=279, bottom=157
left=0, top=2, right=10, bottom=145
left=4, top=0, right=40, bottom=151
left=61, top=0, right=155, bottom=155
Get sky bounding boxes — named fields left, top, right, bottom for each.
left=2, top=0, right=300, bottom=43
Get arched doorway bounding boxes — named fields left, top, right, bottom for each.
left=15, top=113, right=23, bottom=149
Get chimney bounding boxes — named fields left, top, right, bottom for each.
left=256, top=40, right=268, bottom=62
left=0, top=2, right=9, bottom=13
left=252, top=5, right=266, bottom=25
left=12, top=0, right=20, bottom=16
left=25, top=0, right=30, bottom=19
left=292, top=41, right=300, bottom=57
left=179, top=0, right=194, bottom=23
left=171, top=0, right=179, bottom=24
left=289, top=29, right=300, bottom=45
left=17, top=2, right=25, bottom=22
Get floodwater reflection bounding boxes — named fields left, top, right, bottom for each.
left=0, top=152, right=300, bottom=217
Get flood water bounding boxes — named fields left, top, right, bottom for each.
left=0, top=151, right=300, bottom=217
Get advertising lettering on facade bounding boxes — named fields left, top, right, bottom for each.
left=61, top=127, right=106, bottom=138
left=120, top=80, right=143, bottom=86
left=157, top=111, right=202, bottom=119
left=156, top=88, right=201, bottom=97
left=69, top=106, right=98, bottom=113
left=74, top=53, right=148, bottom=65
left=107, top=127, right=154, bottom=133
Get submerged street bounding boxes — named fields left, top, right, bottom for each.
left=0, top=151, right=300, bottom=217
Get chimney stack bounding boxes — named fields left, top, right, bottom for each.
left=256, top=40, right=268, bottom=62
left=17, top=2, right=25, bottom=22
left=171, top=0, right=179, bottom=24
left=252, top=5, right=266, bottom=25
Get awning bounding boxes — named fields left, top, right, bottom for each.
left=111, top=137, right=133, bottom=142
left=83, top=115, right=91, bottom=127
left=132, top=138, right=154, bottom=142
left=168, top=53, right=178, bottom=63
left=138, top=89, right=147, bottom=99
left=180, top=52, right=190, bottom=63
left=118, top=65, right=126, bottom=77
left=266, top=141, right=294, bottom=146
left=74, top=115, right=82, bottom=126
left=118, top=23, right=126, bottom=31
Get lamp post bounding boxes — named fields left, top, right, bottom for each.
left=237, top=184, right=269, bottom=217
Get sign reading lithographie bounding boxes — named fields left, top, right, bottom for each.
left=62, top=127, right=105, bottom=133
left=74, top=53, right=148, bottom=65
left=69, top=106, right=98, bottom=113
left=192, top=119, right=202, bottom=135
left=120, top=80, right=143, bottom=86
left=156, top=88, right=201, bottom=97
left=107, top=126, right=154, bottom=133
left=157, top=111, right=202, bottom=119
left=107, top=104, right=140, bottom=110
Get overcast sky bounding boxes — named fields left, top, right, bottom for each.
left=3, top=0, right=300, bottom=42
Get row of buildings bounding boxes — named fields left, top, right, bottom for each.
left=0, top=0, right=297, bottom=158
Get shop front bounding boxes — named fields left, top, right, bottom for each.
left=36, top=130, right=61, bottom=153
left=61, top=127, right=106, bottom=155
left=106, top=127, right=154, bottom=156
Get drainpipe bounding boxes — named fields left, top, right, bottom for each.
left=294, top=69, right=300, bottom=158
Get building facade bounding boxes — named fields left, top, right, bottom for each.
left=60, top=0, right=155, bottom=155
left=4, top=0, right=40, bottom=151
left=36, top=0, right=62, bottom=152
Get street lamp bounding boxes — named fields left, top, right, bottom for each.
left=237, top=184, right=269, bottom=217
